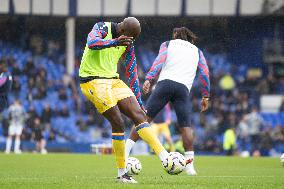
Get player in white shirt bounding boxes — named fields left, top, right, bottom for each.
left=0, top=62, right=12, bottom=113
left=5, top=100, right=26, bottom=154
left=125, top=27, right=210, bottom=175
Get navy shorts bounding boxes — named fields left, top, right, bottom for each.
left=146, top=79, right=191, bottom=127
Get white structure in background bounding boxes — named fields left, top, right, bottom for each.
left=261, top=95, right=283, bottom=112
left=66, top=18, right=75, bottom=75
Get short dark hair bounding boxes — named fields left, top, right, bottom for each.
left=173, top=27, right=198, bottom=44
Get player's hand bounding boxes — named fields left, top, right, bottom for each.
left=201, top=97, right=210, bottom=112
left=143, top=80, right=151, bottom=95
left=116, top=35, right=133, bottom=46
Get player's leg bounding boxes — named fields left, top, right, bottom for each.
left=161, top=123, right=175, bottom=152
left=179, top=127, right=195, bottom=171
left=125, top=115, right=155, bottom=158
left=5, top=125, right=14, bottom=154
left=103, top=110, right=125, bottom=169
left=80, top=80, right=136, bottom=183
left=34, top=130, right=41, bottom=153
left=102, top=106, right=126, bottom=175
left=164, top=135, right=175, bottom=152
left=40, top=138, right=47, bottom=154
left=151, top=123, right=160, bottom=139
left=5, top=135, right=12, bottom=154
left=103, top=107, right=137, bottom=184
left=125, top=80, right=172, bottom=159
left=171, top=82, right=196, bottom=175
left=118, top=96, right=169, bottom=162
left=14, top=135, right=21, bottom=154
left=14, top=125, right=23, bottom=154
left=125, top=126, right=139, bottom=158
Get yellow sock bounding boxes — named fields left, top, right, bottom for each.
left=112, top=133, right=125, bottom=169
left=136, top=122, right=165, bottom=155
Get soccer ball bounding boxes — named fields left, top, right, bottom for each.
left=280, top=153, right=284, bottom=166
left=162, top=152, right=186, bottom=175
left=126, top=157, right=142, bottom=175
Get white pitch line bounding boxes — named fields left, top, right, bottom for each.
left=0, top=175, right=283, bottom=180
left=188, top=176, right=280, bottom=178
left=0, top=177, right=113, bottom=180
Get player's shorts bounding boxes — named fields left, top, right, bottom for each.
left=146, top=79, right=191, bottom=127
left=152, top=123, right=171, bottom=138
left=34, top=129, right=43, bottom=141
left=8, top=124, right=23, bottom=136
left=80, top=79, right=134, bottom=114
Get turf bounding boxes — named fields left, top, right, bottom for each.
left=0, top=153, right=283, bottom=189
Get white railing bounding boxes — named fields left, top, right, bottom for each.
left=0, top=0, right=283, bottom=17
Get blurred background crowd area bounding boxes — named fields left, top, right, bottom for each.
left=0, top=15, right=284, bottom=156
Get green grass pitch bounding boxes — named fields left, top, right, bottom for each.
left=0, top=153, right=283, bottom=189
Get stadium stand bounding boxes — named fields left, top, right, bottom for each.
left=0, top=36, right=283, bottom=155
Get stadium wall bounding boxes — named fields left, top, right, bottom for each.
left=0, top=0, right=283, bottom=17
